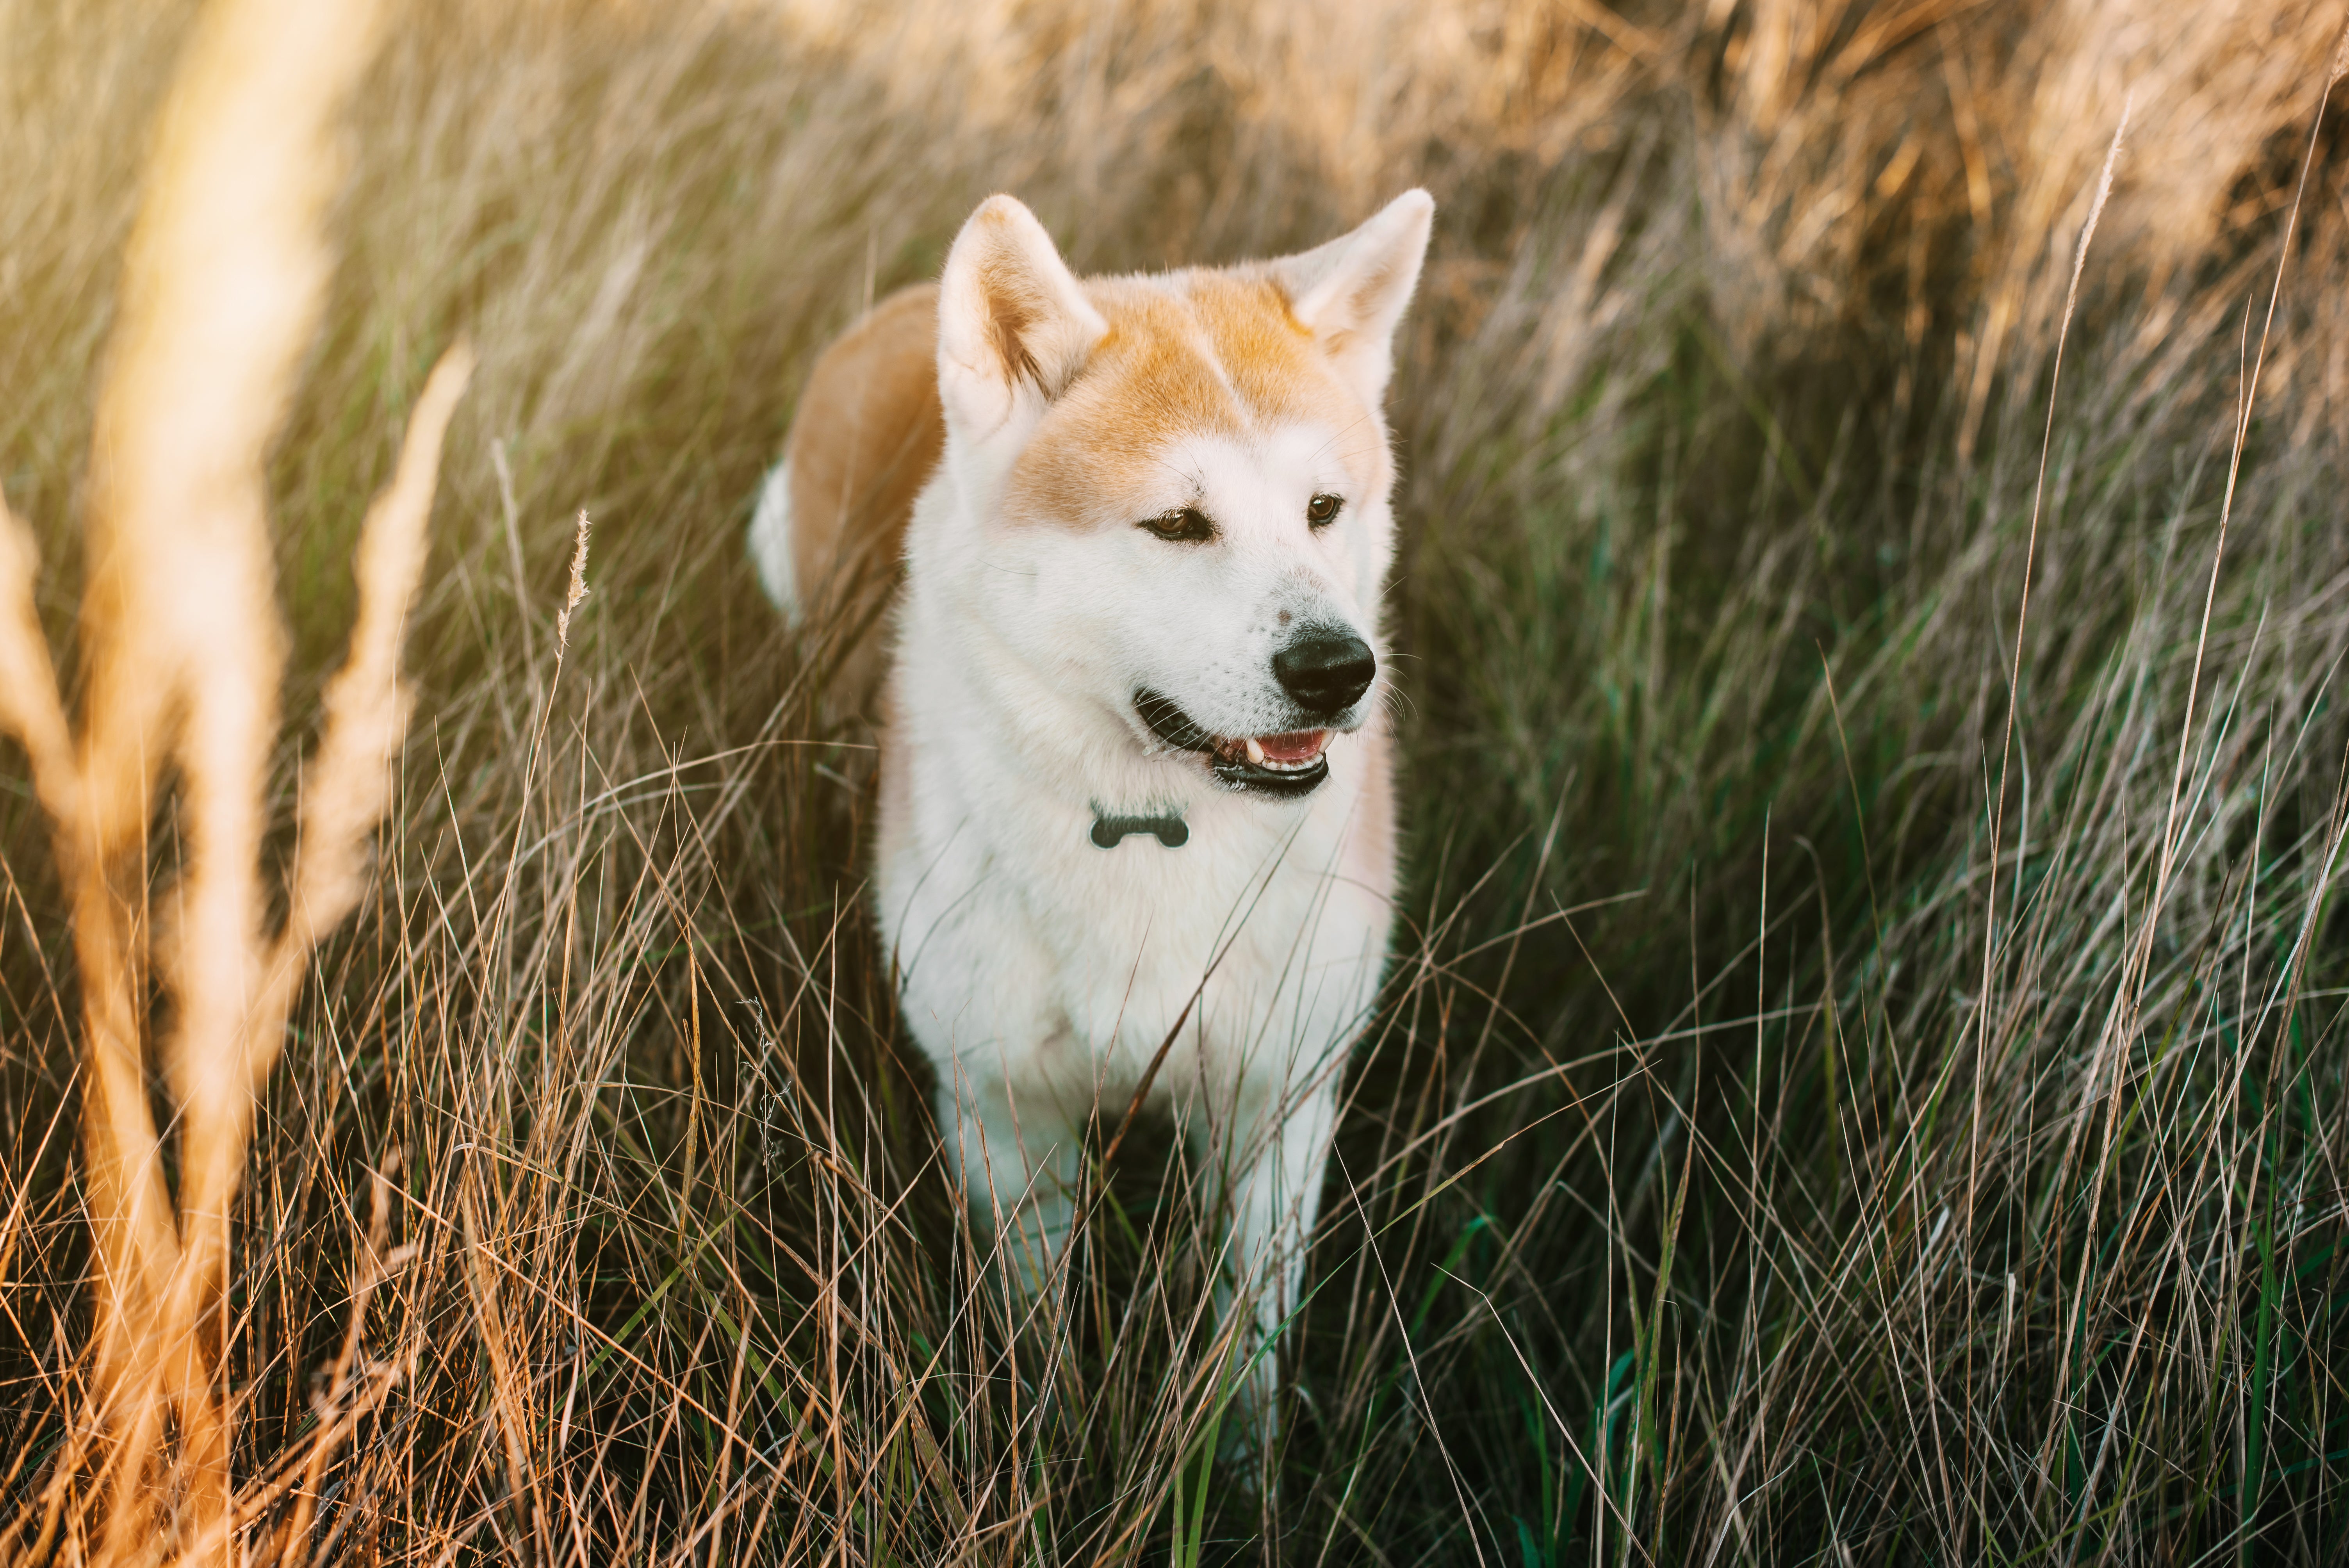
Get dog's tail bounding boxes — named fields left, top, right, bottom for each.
left=746, top=456, right=799, bottom=621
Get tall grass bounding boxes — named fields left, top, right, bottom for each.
left=1, top=0, right=471, bottom=1558
left=3, top=0, right=2346, bottom=1562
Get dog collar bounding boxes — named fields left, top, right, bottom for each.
left=1090, top=807, right=1189, bottom=849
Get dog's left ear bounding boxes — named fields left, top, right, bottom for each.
left=1273, top=189, right=1435, bottom=407
left=936, top=194, right=1107, bottom=443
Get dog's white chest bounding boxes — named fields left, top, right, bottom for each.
left=880, top=733, right=1392, bottom=1118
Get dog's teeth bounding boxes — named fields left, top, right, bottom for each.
left=1245, top=737, right=1266, bottom=766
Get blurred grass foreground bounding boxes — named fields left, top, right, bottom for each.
left=2, top=0, right=2347, bottom=1563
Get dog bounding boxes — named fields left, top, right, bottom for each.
left=749, top=190, right=1431, bottom=1410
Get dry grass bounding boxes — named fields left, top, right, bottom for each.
left=0, top=0, right=471, bottom=1559
left=2, top=0, right=2346, bottom=1562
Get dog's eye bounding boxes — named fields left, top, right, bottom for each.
left=1306, top=493, right=1344, bottom=527
left=1141, top=506, right=1216, bottom=543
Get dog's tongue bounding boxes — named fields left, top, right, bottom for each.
left=1256, top=729, right=1330, bottom=764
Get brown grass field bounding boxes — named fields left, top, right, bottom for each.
left=2, top=1, right=2347, bottom=1562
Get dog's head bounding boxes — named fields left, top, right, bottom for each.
left=928, top=191, right=1433, bottom=798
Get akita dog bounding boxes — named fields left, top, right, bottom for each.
left=749, top=190, right=1432, bottom=1397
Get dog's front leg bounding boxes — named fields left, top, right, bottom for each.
left=934, top=1061, right=1082, bottom=1301
left=1220, top=1073, right=1340, bottom=1430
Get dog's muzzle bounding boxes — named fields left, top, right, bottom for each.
left=1133, top=690, right=1335, bottom=798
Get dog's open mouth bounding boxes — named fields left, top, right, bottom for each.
left=1134, top=691, right=1333, bottom=797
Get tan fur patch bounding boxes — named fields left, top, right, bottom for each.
left=1002, top=271, right=1383, bottom=532
left=783, top=282, right=943, bottom=708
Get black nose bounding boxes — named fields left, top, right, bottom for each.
left=1272, top=629, right=1376, bottom=716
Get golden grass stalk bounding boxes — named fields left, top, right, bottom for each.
left=557, top=509, right=593, bottom=652
left=0, top=0, right=472, bottom=1560
left=81, top=0, right=385, bottom=1548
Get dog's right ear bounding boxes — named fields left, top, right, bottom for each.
left=936, top=195, right=1105, bottom=445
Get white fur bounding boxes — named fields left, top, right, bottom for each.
left=746, top=456, right=797, bottom=618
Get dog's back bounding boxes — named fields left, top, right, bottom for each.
left=746, top=282, right=940, bottom=709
